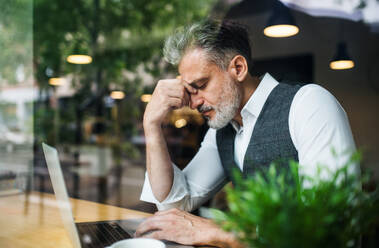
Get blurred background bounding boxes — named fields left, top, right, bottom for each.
left=1, top=0, right=378, bottom=237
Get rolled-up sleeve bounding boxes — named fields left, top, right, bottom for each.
left=140, top=128, right=227, bottom=212
left=140, top=164, right=190, bottom=210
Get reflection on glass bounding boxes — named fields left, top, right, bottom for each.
left=1, top=0, right=217, bottom=247
left=175, top=118, right=187, bottom=128
left=1, top=0, right=34, bottom=245
left=110, top=91, right=125, bottom=100
left=66, top=55, right=93, bottom=65
left=49, top=77, right=66, bottom=86
left=0, top=0, right=33, bottom=196
left=140, top=94, right=152, bottom=103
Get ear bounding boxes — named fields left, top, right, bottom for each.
left=228, top=55, right=248, bottom=83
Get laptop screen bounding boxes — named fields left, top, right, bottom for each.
left=42, top=143, right=82, bottom=248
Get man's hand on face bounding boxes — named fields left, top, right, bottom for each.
left=143, top=78, right=197, bottom=128
left=135, top=208, right=222, bottom=246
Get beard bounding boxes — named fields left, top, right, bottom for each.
left=198, top=78, right=242, bottom=130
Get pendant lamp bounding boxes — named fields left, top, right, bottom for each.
left=329, top=42, right=354, bottom=70
left=264, top=1, right=299, bottom=38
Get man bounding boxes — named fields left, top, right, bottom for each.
left=135, top=20, right=357, bottom=247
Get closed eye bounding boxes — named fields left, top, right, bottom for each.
left=188, top=77, right=209, bottom=90
left=194, top=80, right=208, bottom=90
left=197, top=82, right=207, bottom=90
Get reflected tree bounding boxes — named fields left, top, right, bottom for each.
left=0, top=0, right=33, bottom=86
left=33, top=0, right=216, bottom=147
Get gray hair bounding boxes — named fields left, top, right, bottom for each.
left=163, top=20, right=253, bottom=72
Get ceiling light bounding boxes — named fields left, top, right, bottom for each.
left=49, top=77, right=65, bottom=86
left=110, top=91, right=125, bottom=100
left=264, top=2, right=299, bottom=38
left=264, top=24, right=299, bottom=38
left=330, top=42, right=355, bottom=70
left=140, top=94, right=152, bottom=103
left=67, top=55, right=92, bottom=64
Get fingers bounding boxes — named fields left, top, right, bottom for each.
left=136, top=209, right=210, bottom=246
left=168, top=97, right=183, bottom=109
left=182, top=81, right=197, bottom=95
left=136, top=209, right=187, bottom=237
left=157, top=79, right=190, bottom=108
left=165, top=88, right=189, bottom=107
left=140, top=230, right=178, bottom=244
left=135, top=216, right=166, bottom=237
left=144, top=77, right=191, bottom=125
left=182, top=89, right=190, bottom=107
left=177, top=75, right=197, bottom=95
left=140, top=230, right=165, bottom=240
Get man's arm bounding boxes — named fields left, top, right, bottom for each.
left=289, top=84, right=358, bottom=178
left=141, top=127, right=228, bottom=211
left=143, top=78, right=196, bottom=202
left=143, top=124, right=174, bottom=202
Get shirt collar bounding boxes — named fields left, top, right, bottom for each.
left=231, top=73, right=279, bottom=131
left=242, top=72, right=279, bottom=118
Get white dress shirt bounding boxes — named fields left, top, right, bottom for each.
left=140, top=73, right=357, bottom=211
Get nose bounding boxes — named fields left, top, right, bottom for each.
left=190, top=93, right=204, bottom=110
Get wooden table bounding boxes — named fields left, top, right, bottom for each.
left=0, top=192, right=152, bottom=248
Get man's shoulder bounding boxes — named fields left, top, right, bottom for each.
left=290, top=83, right=347, bottom=123
left=294, top=83, right=338, bottom=106
left=298, top=83, right=328, bottom=91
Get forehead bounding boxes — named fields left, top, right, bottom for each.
left=178, top=48, right=221, bottom=82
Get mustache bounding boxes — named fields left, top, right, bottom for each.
left=197, top=105, right=213, bottom=113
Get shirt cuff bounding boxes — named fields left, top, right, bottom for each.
left=140, top=164, right=189, bottom=211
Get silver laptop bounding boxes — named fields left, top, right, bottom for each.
left=42, top=143, right=192, bottom=248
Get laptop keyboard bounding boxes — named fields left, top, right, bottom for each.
left=76, top=221, right=132, bottom=248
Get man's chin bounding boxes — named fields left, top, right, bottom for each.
left=207, top=118, right=230, bottom=130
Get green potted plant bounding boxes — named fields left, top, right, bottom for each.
left=213, top=153, right=379, bottom=248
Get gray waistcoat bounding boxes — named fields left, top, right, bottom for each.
left=216, top=83, right=302, bottom=185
